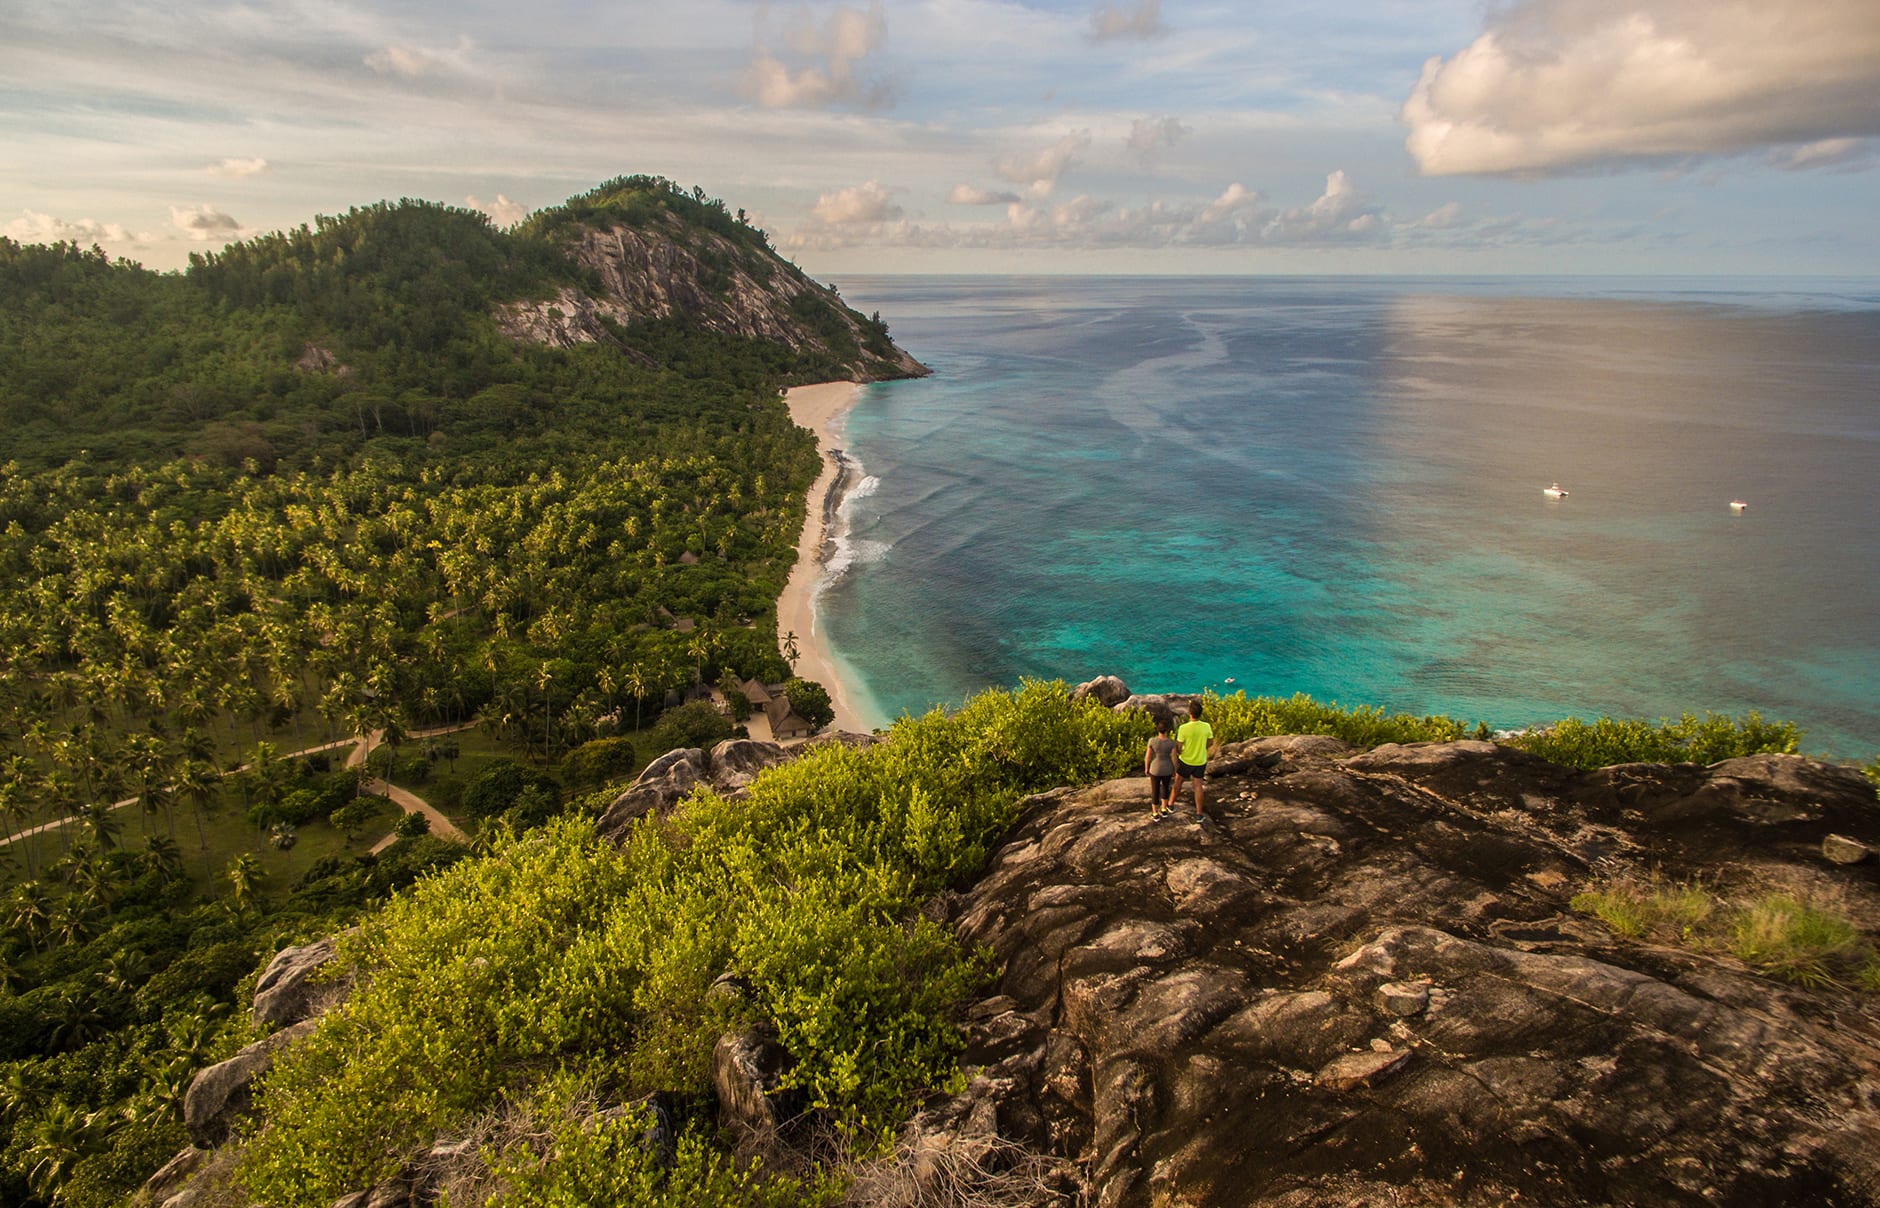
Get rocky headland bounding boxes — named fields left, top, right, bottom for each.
left=880, top=718, right=1880, bottom=1206
left=496, top=214, right=928, bottom=383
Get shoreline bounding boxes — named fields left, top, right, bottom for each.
left=778, top=381, right=884, bottom=735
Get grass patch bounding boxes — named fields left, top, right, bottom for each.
left=1574, top=876, right=1880, bottom=990
left=1728, top=895, right=1878, bottom=990
left=1571, top=875, right=1716, bottom=940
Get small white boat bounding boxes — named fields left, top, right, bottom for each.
left=1543, top=482, right=1569, bottom=499
left=1730, top=499, right=1748, bottom=512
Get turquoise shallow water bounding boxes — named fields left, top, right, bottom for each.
left=819, top=277, right=1880, bottom=759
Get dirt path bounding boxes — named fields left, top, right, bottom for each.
left=2, top=723, right=477, bottom=850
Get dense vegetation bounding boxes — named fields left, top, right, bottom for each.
left=0, top=176, right=881, bottom=1207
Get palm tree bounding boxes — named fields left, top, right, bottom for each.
left=7, top=883, right=52, bottom=955
left=226, top=853, right=265, bottom=914
left=174, top=758, right=219, bottom=862
left=624, top=663, right=647, bottom=732
left=139, top=834, right=185, bottom=882
left=79, top=800, right=123, bottom=853
left=25, top=1099, right=96, bottom=1196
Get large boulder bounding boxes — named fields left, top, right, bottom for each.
left=1072, top=676, right=1131, bottom=708
left=184, top=1020, right=317, bottom=1147
left=707, top=738, right=789, bottom=793
left=252, top=937, right=343, bottom=1028
left=596, top=748, right=704, bottom=840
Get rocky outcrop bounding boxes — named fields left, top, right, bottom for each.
left=884, top=739, right=1880, bottom=1206
left=252, top=936, right=344, bottom=1028
left=596, top=747, right=705, bottom=838
left=713, top=1023, right=801, bottom=1146
left=183, top=1019, right=318, bottom=1148
left=1072, top=676, right=1131, bottom=708
left=596, top=735, right=875, bottom=841
left=496, top=218, right=927, bottom=382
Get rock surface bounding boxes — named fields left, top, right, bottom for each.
left=889, top=739, right=1880, bottom=1206
left=252, top=936, right=343, bottom=1028
left=183, top=1020, right=317, bottom=1148
left=495, top=219, right=928, bottom=382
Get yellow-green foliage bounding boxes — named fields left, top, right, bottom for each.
left=1202, top=691, right=1470, bottom=747
left=236, top=681, right=1148, bottom=1206
left=1503, top=712, right=1800, bottom=770
left=1573, top=878, right=1879, bottom=990
left=465, top=1073, right=825, bottom=1208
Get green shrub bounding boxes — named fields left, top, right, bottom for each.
left=466, top=1072, right=826, bottom=1208
left=648, top=700, right=733, bottom=754
left=1504, top=711, right=1800, bottom=770
left=781, top=678, right=834, bottom=732
left=462, top=761, right=561, bottom=822
left=392, top=812, right=430, bottom=839
left=1201, top=691, right=1469, bottom=747
left=560, top=737, right=641, bottom=787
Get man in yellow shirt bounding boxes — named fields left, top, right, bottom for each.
left=1170, top=699, right=1217, bottom=820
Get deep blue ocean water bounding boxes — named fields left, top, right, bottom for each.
left=819, top=276, right=1880, bottom=759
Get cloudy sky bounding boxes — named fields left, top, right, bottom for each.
left=5, top=0, right=1877, bottom=276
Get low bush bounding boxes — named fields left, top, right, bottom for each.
left=1503, top=712, right=1799, bottom=770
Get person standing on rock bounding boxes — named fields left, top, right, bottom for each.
left=1170, top=699, right=1218, bottom=820
left=1144, top=717, right=1179, bottom=820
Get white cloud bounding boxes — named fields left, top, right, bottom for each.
left=169, top=204, right=243, bottom=242
left=790, top=174, right=1398, bottom=253
left=809, top=179, right=902, bottom=224
left=1769, top=137, right=1873, bottom=172
left=994, top=131, right=1091, bottom=197
left=4, top=210, right=140, bottom=246
left=1259, top=170, right=1385, bottom=243
left=1402, top=0, right=1880, bottom=176
left=1416, top=201, right=1466, bottom=229
left=1090, top=0, right=1166, bottom=43
left=746, top=2, right=891, bottom=110
left=1127, top=115, right=1188, bottom=159
left=948, top=183, right=1022, bottom=206
left=365, top=46, right=439, bottom=78
left=207, top=157, right=269, bottom=178
left=467, top=193, right=529, bottom=226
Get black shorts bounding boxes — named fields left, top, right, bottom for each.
left=1150, top=774, right=1173, bottom=800
left=1177, top=760, right=1206, bottom=779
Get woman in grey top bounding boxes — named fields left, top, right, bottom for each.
left=1144, top=717, right=1179, bottom=819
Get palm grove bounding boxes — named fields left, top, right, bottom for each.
left=0, top=177, right=868, bottom=1206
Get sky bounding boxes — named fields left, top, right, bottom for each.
left=4, top=0, right=1878, bottom=277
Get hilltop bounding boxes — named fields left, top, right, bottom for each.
left=0, top=174, right=924, bottom=472
left=145, top=683, right=1880, bottom=1208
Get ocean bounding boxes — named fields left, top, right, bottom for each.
left=818, top=276, right=1880, bottom=760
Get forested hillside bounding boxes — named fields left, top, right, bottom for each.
left=0, top=176, right=912, bottom=1207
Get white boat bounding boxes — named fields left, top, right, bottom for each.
left=1543, top=482, right=1569, bottom=499
left=1730, top=499, right=1748, bottom=512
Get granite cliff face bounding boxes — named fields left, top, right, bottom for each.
left=497, top=212, right=927, bottom=382
left=877, top=736, right=1880, bottom=1207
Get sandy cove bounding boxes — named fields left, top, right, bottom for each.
left=778, top=381, right=881, bottom=735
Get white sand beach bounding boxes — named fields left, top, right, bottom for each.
left=778, top=381, right=883, bottom=735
